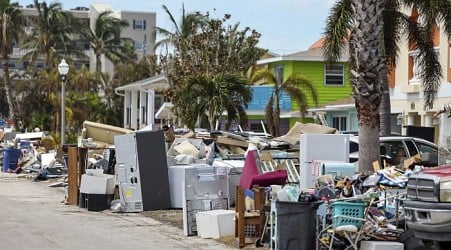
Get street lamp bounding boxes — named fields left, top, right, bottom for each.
left=58, top=59, right=69, bottom=146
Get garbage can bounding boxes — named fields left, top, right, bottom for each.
left=272, top=200, right=322, bottom=250
left=2, top=148, right=22, bottom=172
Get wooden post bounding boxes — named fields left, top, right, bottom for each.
left=77, top=147, right=88, bottom=185
left=67, top=147, right=79, bottom=205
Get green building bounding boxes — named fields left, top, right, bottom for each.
left=248, top=41, right=355, bottom=134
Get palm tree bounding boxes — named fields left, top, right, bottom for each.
left=323, top=0, right=451, bottom=171
left=250, top=68, right=318, bottom=137
left=78, top=10, right=132, bottom=74
left=173, top=73, right=252, bottom=131
left=155, top=4, right=207, bottom=54
left=0, top=0, right=23, bottom=121
left=20, top=0, right=83, bottom=71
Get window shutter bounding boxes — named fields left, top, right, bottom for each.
left=133, top=19, right=136, bottom=29
left=143, top=20, right=146, bottom=30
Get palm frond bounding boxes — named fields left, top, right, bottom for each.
left=383, top=1, right=403, bottom=67
left=250, top=68, right=278, bottom=85
left=323, top=0, right=353, bottom=63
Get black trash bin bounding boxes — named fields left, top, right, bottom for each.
left=274, top=200, right=322, bottom=250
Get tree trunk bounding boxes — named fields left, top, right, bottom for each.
left=1, top=15, right=14, bottom=122
left=274, top=88, right=281, bottom=137
left=2, top=50, right=14, bottom=121
left=95, top=54, right=101, bottom=75
left=265, top=94, right=275, bottom=136
left=352, top=0, right=385, bottom=172
left=356, top=100, right=381, bottom=172
left=379, top=64, right=392, bottom=137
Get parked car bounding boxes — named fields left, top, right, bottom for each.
left=349, top=136, right=439, bottom=167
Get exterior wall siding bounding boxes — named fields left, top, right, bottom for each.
left=268, top=60, right=352, bottom=110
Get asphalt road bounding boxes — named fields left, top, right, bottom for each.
left=0, top=173, right=234, bottom=250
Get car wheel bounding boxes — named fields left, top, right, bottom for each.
left=397, top=230, right=426, bottom=250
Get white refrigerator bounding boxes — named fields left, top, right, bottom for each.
left=299, top=134, right=350, bottom=190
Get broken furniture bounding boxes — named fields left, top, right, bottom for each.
left=260, top=157, right=299, bottom=183
left=80, top=120, right=133, bottom=149
left=235, top=185, right=266, bottom=248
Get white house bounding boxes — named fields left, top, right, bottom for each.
left=114, top=74, right=170, bottom=130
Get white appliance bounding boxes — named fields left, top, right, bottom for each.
left=115, top=130, right=171, bottom=212
left=168, top=165, right=196, bottom=208
left=299, top=134, right=350, bottom=189
left=80, top=173, right=115, bottom=194
left=182, top=165, right=229, bottom=236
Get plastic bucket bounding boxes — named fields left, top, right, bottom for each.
left=275, top=200, right=322, bottom=250
left=3, top=148, right=22, bottom=172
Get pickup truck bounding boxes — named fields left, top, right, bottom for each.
left=404, top=165, right=451, bottom=244
left=349, top=136, right=439, bottom=167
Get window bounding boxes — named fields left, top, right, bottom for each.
left=332, top=116, right=347, bottom=131
left=155, top=95, right=164, bottom=111
left=324, top=64, right=344, bottom=85
left=134, top=41, right=143, bottom=49
left=36, top=61, right=44, bottom=68
left=126, top=107, right=131, bottom=125
left=141, top=106, right=147, bottom=124
left=8, top=60, right=16, bottom=68
left=415, top=141, right=438, bottom=165
left=133, top=19, right=146, bottom=30
left=416, top=142, right=438, bottom=154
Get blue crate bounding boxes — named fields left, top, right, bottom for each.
left=332, top=201, right=366, bottom=228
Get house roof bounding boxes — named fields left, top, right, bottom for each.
left=114, top=74, right=169, bottom=93
left=155, top=102, right=174, bottom=119
left=257, top=46, right=349, bottom=65
left=309, top=37, right=326, bottom=49
left=308, top=97, right=355, bottom=112
left=257, top=37, right=350, bottom=65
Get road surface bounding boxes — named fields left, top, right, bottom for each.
left=0, top=173, right=234, bottom=250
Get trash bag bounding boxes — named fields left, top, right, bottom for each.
left=34, top=168, right=50, bottom=181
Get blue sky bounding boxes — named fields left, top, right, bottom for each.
left=20, top=0, right=336, bottom=55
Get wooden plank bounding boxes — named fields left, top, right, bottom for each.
left=283, top=159, right=300, bottom=183
left=77, top=147, right=88, bottom=184
left=67, top=146, right=79, bottom=205
left=215, top=136, right=249, bottom=148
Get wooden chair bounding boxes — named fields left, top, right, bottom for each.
left=235, top=185, right=266, bottom=248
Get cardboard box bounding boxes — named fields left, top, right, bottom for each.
left=80, top=173, right=115, bottom=194
left=195, top=209, right=235, bottom=239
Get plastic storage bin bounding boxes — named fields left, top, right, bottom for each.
left=360, top=240, right=404, bottom=250
left=332, top=201, right=366, bottom=228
